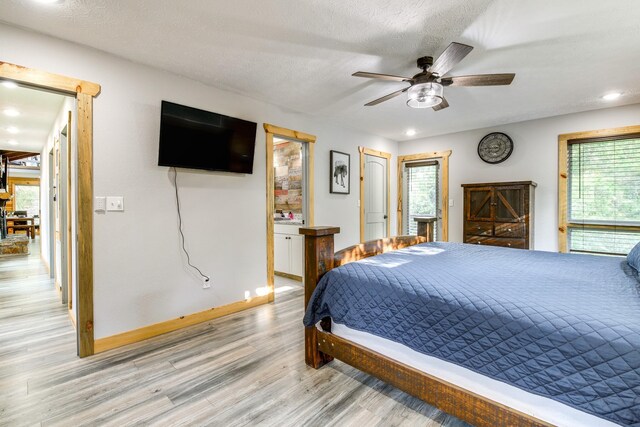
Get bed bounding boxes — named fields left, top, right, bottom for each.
left=300, top=226, right=640, bottom=427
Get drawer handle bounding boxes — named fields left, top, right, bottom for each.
left=507, top=243, right=512, bottom=247
left=507, top=228, right=512, bottom=232
left=477, top=242, right=481, bottom=245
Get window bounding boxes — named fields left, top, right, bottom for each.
left=404, top=161, right=439, bottom=238
left=14, top=185, right=40, bottom=217
left=561, top=132, right=640, bottom=255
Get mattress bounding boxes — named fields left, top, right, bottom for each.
left=303, top=242, right=640, bottom=426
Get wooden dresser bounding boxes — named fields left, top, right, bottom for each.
left=462, top=181, right=536, bottom=249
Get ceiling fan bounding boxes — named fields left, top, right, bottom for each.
left=353, top=42, right=515, bottom=111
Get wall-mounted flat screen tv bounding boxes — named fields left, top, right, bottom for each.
left=158, top=101, right=257, bottom=174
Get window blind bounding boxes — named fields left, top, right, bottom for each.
left=405, top=161, right=439, bottom=238
left=568, top=136, right=640, bottom=255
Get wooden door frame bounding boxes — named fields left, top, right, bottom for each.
left=264, top=123, right=315, bottom=302
left=359, top=147, right=391, bottom=243
left=0, top=61, right=100, bottom=357
left=397, top=150, right=451, bottom=241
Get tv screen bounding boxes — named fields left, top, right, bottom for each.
left=158, top=101, right=257, bottom=174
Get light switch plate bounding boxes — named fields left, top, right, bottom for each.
left=106, top=196, right=124, bottom=212
left=95, top=197, right=106, bottom=212
left=449, top=199, right=454, bottom=207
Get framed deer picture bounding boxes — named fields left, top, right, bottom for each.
left=330, top=150, right=350, bottom=194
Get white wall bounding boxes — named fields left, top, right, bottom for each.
left=0, top=24, right=397, bottom=339
left=399, top=103, right=640, bottom=251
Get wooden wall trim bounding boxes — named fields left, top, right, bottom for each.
left=263, top=123, right=316, bottom=143
left=557, top=125, right=640, bottom=253
left=0, top=62, right=100, bottom=96
left=397, top=150, right=451, bottom=241
left=359, top=147, right=392, bottom=243
left=94, top=295, right=269, bottom=353
left=1, top=61, right=99, bottom=358
left=76, top=93, right=94, bottom=357
left=263, top=123, right=316, bottom=302
left=265, top=131, right=275, bottom=302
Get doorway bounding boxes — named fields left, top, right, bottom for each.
left=264, top=124, right=315, bottom=302
left=54, top=118, right=73, bottom=309
left=359, top=147, right=391, bottom=242
left=0, top=61, right=100, bottom=357
left=397, top=150, right=451, bottom=241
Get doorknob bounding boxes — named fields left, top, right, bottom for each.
left=383, top=215, right=388, bottom=219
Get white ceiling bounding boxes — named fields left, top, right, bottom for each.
left=2, top=0, right=640, bottom=141
left=0, top=83, right=66, bottom=152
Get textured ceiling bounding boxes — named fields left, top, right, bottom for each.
left=0, top=83, right=66, bottom=152
left=2, top=0, right=639, bottom=141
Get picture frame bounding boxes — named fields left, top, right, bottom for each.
left=330, top=150, right=350, bottom=194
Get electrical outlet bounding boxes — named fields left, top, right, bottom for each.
left=202, top=278, right=211, bottom=289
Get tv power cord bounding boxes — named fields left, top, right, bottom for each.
left=171, top=167, right=211, bottom=287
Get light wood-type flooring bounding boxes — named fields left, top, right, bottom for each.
left=0, top=241, right=467, bottom=426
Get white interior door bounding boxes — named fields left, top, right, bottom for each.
left=364, top=154, right=388, bottom=241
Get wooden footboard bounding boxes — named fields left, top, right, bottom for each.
left=299, top=226, right=551, bottom=427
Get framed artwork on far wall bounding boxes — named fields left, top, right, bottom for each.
left=330, top=150, right=350, bottom=194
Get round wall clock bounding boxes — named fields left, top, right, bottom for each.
left=477, top=132, right=514, bottom=164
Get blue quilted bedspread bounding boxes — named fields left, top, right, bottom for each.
left=303, top=242, right=640, bottom=425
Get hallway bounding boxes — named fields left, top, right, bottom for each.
left=0, top=239, right=76, bottom=422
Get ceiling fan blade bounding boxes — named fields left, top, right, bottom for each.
left=433, top=97, right=449, bottom=111
left=353, top=71, right=411, bottom=82
left=429, top=42, right=474, bottom=76
left=442, top=73, right=515, bottom=86
left=364, top=87, right=409, bottom=106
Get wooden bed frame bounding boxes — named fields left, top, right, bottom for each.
left=299, top=226, right=551, bottom=427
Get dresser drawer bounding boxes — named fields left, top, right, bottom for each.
left=465, top=235, right=526, bottom=249
left=466, top=221, right=493, bottom=236
left=494, top=222, right=525, bottom=238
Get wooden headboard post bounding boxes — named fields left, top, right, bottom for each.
left=299, top=226, right=340, bottom=368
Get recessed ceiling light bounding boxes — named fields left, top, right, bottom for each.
left=6, top=126, right=19, bottom=134
left=7, top=140, right=19, bottom=146
left=405, top=129, right=416, bottom=137
left=3, top=108, right=20, bottom=117
left=1, top=81, right=18, bottom=89
left=602, top=92, right=622, bottom=101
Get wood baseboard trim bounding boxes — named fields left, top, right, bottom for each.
left=274, top=271, right=303, bottom=282
left=94, top=294, right=270, bottom=354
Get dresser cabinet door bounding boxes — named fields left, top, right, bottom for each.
left=494, top=186, right=524, bottom=222
left=466, top=187, right=493, bottom=221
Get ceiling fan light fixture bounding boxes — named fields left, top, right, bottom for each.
left=407, top=82, right=443, bottom=108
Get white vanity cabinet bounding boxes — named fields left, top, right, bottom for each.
left=274, top=225, right=304, bottom=279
